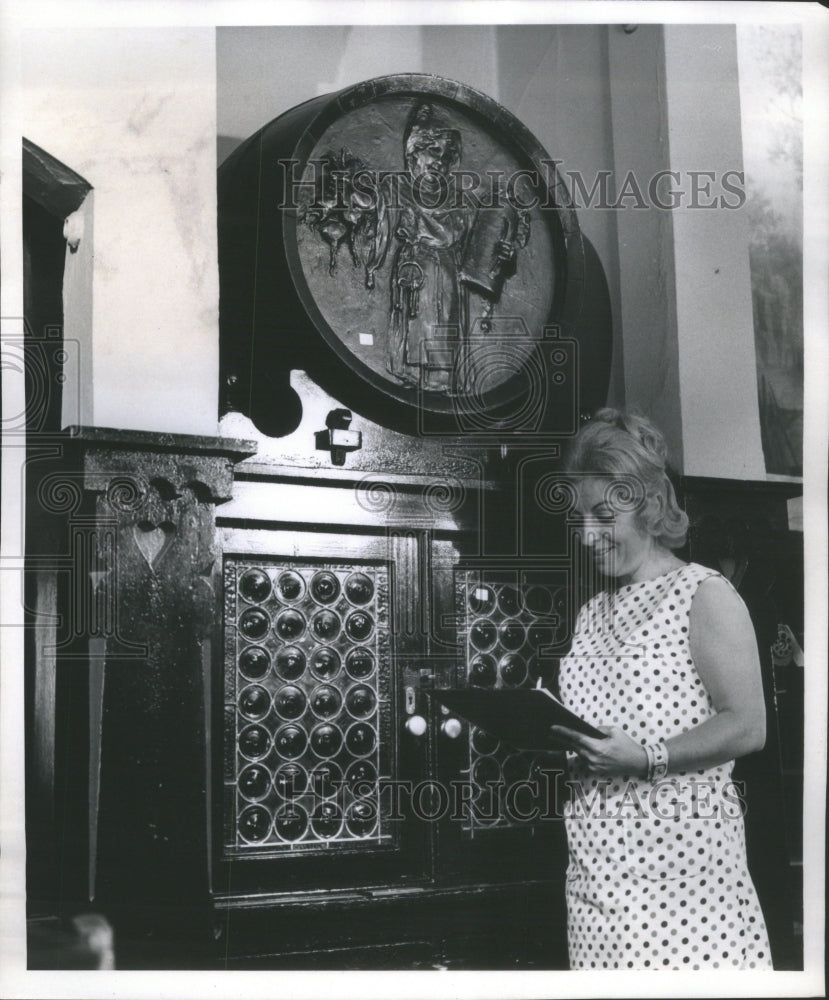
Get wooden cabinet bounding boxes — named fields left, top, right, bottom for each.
left=680, top=476, right=804, bottom=970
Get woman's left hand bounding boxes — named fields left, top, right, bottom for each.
left=550, top=725, right=649, bottom=778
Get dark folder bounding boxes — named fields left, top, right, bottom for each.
left=430, top=686, right=608, bottom=751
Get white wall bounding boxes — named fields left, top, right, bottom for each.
left=495, top=24, right=625, bottom=410
left=216, top=26, right=499, bottom=156
left=23, top=28, right=220, bottom=436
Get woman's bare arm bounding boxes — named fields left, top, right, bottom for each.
left=551, top=575, right=766, bottom=776
left=663, top=574, right=765, bottom=771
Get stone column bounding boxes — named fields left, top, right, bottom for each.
left=662, top=25, right=765, bottom=479
left=607, top=24, right=766, bottom=478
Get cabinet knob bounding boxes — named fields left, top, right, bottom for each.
left=441, top=717, right=463, bottom=740
left=405, top=715, right=427, bottom=737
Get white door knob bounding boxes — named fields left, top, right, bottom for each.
left=405, top=714, right=427, bottom=737
left=441, top=717, right=463, bottom=739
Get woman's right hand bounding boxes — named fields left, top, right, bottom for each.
left=550, top=725, right=648, bottom=778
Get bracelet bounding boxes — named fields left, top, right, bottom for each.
left=643, top=743, right=656, bottom=781
left=645, top=739, right=669, bottom=782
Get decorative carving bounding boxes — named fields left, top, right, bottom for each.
left=299, top=101, right=532, bottom=395
left=148, top=477, right=181, bottom=502
left=299, top=148, right=376, bottom=276
left=105, top=474, right=149, bottom=512
left=88, top=569, right=110, bottom=593
left=219, top=74, right=595, bottom=428
left=48, top=428, right=256, bottom=906
left=132, top=520, right=176, bottom=572
left=771, top=623, right=804, bottom=668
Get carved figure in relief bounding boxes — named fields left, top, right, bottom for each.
left=301, top=101, right=531, bottom=394
left=299, top=148, right=376, bottom=276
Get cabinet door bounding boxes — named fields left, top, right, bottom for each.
left=214, top=528, right=431, bottom=895
left=428, top=537, right=571, bottom=885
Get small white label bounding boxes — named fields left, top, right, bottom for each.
left=358, top=333, right=374, bottom=346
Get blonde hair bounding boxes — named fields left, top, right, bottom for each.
left=565, top=408, right=689, bottom=550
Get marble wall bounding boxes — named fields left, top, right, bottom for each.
left=23, top=28, right=220, bottom=436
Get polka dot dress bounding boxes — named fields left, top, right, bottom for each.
left=558, top=563, right=772, bottom=970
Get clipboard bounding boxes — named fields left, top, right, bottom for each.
left=430, top=686, right=608, bottom=751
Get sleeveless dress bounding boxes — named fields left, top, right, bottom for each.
left=557, top=562, right=772, bottom=970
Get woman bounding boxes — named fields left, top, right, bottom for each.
left=552, top=409, right=772, bottom=970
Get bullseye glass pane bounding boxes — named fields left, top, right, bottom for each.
left=276, top=570, right=304, bottom=602
left=239, top=608, right=269, bottom=641
left=275, top=646, right=306, bottom=680
left=310, top=570, right=340, bottom=604
left=227, top=558, right=388, bottom=853
left=239, top=645, right=270, bottom=680
left=345, top=572, right=374, bottom=605
left=239, top=568, right=271, bottom=603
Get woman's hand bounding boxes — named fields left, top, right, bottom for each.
left=550, top=725, right=648, bottom=778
